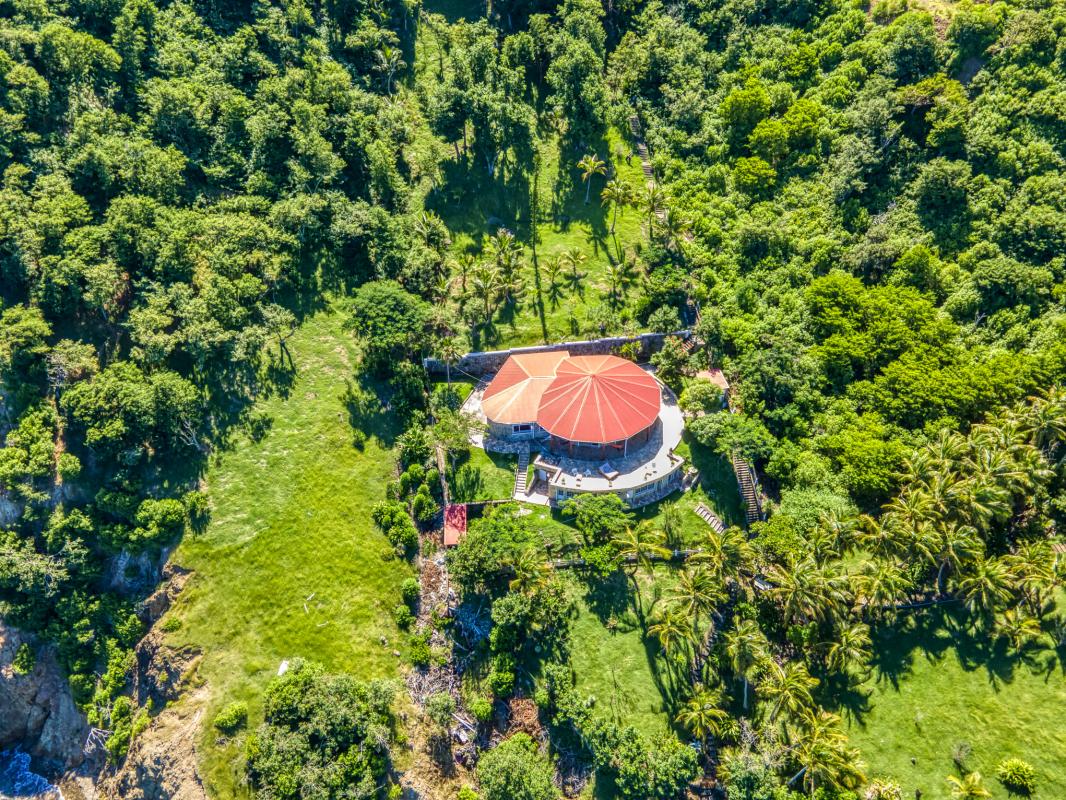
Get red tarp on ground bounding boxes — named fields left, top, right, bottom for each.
left=537, top=355, right=661, bottom=444
left=443, top=503, right=467, bottom=547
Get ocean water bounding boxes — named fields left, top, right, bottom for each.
left=0, top=750, right=61, bottom=800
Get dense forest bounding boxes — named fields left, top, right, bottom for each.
left=1, top=0, right=1065, bottom=796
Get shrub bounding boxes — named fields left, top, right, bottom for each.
left=401, top=578, right=420, bottom=606
left=457, top=787, right=480, bottom=800
left=467, top=694, right=493, bottom=723
left=213, top=701, right=248, bottom=733
left=997, top=758, right=1037, bottom=794
left=425, top=692, right=456, bottom=728
left=11, top=642, right=35, bottom=675
left=477, top=733, right=558, bottom=800
left=409, top=632, right=431, bottom=667
left=393, top=604, right=414, bottom=629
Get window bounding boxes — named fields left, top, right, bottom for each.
left=513, top=423, right=533, bottom=433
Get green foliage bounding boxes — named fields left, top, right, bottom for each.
left=996, top=758, right=1037, bottom=794
left=477, top=733, right=559, bottom=800
left=11, top=642, right=36, bottom=675
left=213, top=701, right=249, bottom=734
left=425, top=691, right=456, bottom=728
left=348, top=280, right=433, bottom=376
left=563, top=493, right=632, bottom=546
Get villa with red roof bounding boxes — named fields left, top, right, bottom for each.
left=473, top=350, right=685, bottom=508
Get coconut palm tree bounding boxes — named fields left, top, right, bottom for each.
left=508, top=547, right=552, bottom=595
left=791, top=709, right=865, bottom=796
left=914, top=521, right=981, bottom=595
left=642, top=184, right=665, bottom=235
left=1006, top=539, right=1056, bottom=616
left=655, top=207, right=691, bottom=256
left=561, top=247, right=587, bottom=294
left=614, top=523, right=670, bottom=607
left=373, top=45, right=405, bottom=94
left=691, top=526, right=755, bottom=586
left=956, top=556, right=1013, bottom=617
left=945, top=771, right=991, bottom=799
left=648, top=604, right=693, bottom=660
left=542, top=254, right=565, bottom=309
left=470, top=263, right=503, bottom=324
left=723, top=617, right=768, bottom=710
left=577, top=153, right=606, bottom=204
left=759, top=660, right=818, bottom=725
left=823, top=622, right=872, bottom=676
left=669, top=567, right=725, bottom=636
left=657, top=500, right=684, bottom=550
left=600, top=178, right=634, bottom=234
left=676, top=684, right=729, bottom=771
left=436, top=337, right=462, bottom=386
left=852, top=559, right=911, bottom=620
left=766, top=557, right=849, bottom=627
left=994, top=607, right=1042, bottom=651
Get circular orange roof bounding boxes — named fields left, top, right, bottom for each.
left=537, top=355, right=661, bottom=443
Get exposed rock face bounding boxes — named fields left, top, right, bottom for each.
left=96, top=684, right=209, bottom=800
left=0, top=624, right=89, bottom=774
left=2, top=564, right=209, bottom=800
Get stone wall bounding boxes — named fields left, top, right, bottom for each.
left=423, top=330, right=689, bottom=377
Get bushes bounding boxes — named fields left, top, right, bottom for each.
left=372, top=500, right=418, bottom=551
left=477, top=733, right=559, bottom=800
left=997, top=758, right=1037, bottom=794
left=401, top=577, right=420, bottom=605
left=393, top=603, right=414, bottom=629
left=213, top=701, right=248, bottom=734
left=246, top=660, right=397, bottom=800
left=11, top=642, right=36, bottom=675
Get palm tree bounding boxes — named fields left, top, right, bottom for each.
left=561, top=247, right=587, bottom=294
left=600, top=178, right=634, bottom=234
left=508, top=547, right=552, bottom=595
left=373, top=45, right=405, bottom=94
left=657, top=500, right=684, bottom=550
left=1007, top=540, right=1056, bottom=616
left=994, top=607, right=1042, bottom=651
left=759, top=660, right=818, bottom=725
left=542, top=254, right=565, bottom=309
left=655, top=207, right=691, bottom=255
left=946, top=772, right=991, bottom=799
left=852, top=559, right=911, bottom=620
left=577, top=153, right=606, bottom=204
left=447, top=252, right=477, bottom=296
left=914, top=521, right=981, bottom=595
left=823, top=622, right=872, bottom=675
left=766, top=557, right=849, bottom=627
left=614, top=523, right=670, bottom=606
left=470, top=264, right=503, bottom=324
left=436, top=337, right=462, bottom=386
left=648, top=604, right=693, bottom=660
left=792, top=710, right=865, bottom=796
left=675, top=684, right=729, bottom=771
left=669, top=567, right=725, bottom=636
left=956, top=556, right=1013, bottom=617
left=724, top=618, right=767, bottom=710
left=692, top=526, right=755, bottom=586
left=641, top=184, right=665, bottom=235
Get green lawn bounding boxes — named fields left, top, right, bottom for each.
left=840, top=608, right=1066, bottom=798
left=447, top=446, right=516, bottom=502
left=166, top=307, right=414, bottom=798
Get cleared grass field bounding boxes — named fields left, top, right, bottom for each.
left=166, top=307, right=414, bottom=798
left=447, top=447, right=517, bottom=502
left=841, top=608, right=1066, bottom=798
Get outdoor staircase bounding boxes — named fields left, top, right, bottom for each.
left=629, top=115, right=667, bottom=224
left=732, top=452, right=763, bottom=526
left=694, top=502, right=726, bottom=534
left=513, top=446, right=530, bottom=498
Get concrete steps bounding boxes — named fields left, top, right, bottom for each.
left=732, top=452, right=762, bottom=526
left=693, top=502, right=726, bottom=534
left=513, top=447, right=530, bottom=497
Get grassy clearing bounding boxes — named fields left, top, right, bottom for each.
left=840, top=608, right=1066, bottom=798
left=166, top=307, right=414, bottom=798
left=447, top=447, right=516, bottom=502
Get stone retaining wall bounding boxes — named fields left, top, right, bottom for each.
left=424, top=330, right=689, bottom=377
